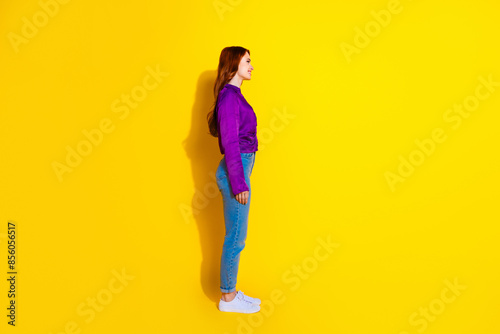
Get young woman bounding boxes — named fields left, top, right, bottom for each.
left=207, top=46, right=261, bottom=313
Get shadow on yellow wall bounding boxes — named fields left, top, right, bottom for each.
left=183, top=70, right=228, bottom=307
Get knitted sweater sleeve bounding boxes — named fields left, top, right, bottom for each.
left=217, top=91, right=249, bottom=195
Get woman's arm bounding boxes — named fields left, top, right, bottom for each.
left=217, top=91, right=249, bottom=197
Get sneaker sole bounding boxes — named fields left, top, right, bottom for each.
left=218, top=305, right=261, bottom=313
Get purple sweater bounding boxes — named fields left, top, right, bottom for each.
left=216, top=83, right=258, bottom=195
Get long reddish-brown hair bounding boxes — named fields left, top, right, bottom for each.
left=207, top=46, right=250, bottom=137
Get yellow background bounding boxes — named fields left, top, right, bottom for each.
left=1, top=0, right=499, bottom=333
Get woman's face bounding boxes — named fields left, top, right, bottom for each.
left=238, top=52, right=254, bottom=80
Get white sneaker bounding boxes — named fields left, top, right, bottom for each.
left=238, top=290, right=261, bottom=305
left=219, top=291, right=261, bottom=313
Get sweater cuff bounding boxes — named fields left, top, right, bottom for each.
left=230, top=182, right=249, bottom=196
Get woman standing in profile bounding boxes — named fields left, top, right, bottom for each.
left=207, top=46, right=261, bottom=313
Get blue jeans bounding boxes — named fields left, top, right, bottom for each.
left=216, top=152, right=256, bottom=293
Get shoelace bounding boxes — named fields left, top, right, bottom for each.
left=237, top=291, right=253, bottom=304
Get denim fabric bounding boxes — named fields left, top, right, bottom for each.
left=216, top=152, right=256, bottom=293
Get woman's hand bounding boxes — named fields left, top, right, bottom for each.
left=235, top=191, right=249, bottom=205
